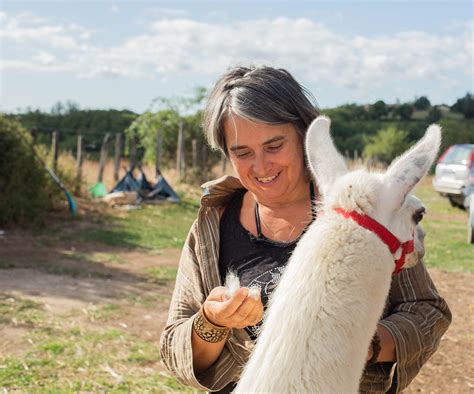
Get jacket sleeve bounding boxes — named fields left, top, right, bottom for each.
left=159, top=220, right=241, bottom=392
left=378, top=258, right=452, bottom=393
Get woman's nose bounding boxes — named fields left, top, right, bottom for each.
left=252, top=153, right=268, bottom=176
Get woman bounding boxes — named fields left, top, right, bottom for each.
left=160, top=65, right=451, bottom=393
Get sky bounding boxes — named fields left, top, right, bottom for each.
left=0, top=0, right=473, bottom=114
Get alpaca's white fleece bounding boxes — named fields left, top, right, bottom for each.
left=233, top=117, right=440, bottom=393
left=235, top=212, right=394, bottom=393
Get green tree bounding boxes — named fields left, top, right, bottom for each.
left=394, top=104, right=414, bottom=120
left=368, top=100, right=388, bottom=120
left=125, top=87, right=218, bottom=174
left=414, top=96, right=431, bottom=110
left=451, top=93, right=474, bottom=118
left=0, top=115, right=51, bottom=225
left=427, top=106, right=442, bottom=123
left=363, top=125, right=409, bottom=164
left=438, top=118, right=474, bottom=155
left=16, top=106, right=138, bottom=156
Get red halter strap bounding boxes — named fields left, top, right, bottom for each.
left=333, top=208, right=413, bottom=275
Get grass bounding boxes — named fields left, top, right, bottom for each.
left=86, top=303, right=122, bottom=322
left=0, top=294, right=45, bottom=326
left=0, top=177, right=469, bottom=392
left=76, top=197, right=199, bottom=250
left=0, top=301, right=195, bottom=392
left=414, top=179, right=473, bottom=273
left=145, top=267, right=179, bottom=285
left=62, top=250, right=128, bottom=265
left=0, top=189, right=199, bottom=391
left=125, top=293, right=167, bottom=306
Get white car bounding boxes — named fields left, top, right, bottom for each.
left=432, top=144, right=474, bottom=244
left=432, top=144, right=474, bottom=209
left=468, top=194, right=474, bottom=244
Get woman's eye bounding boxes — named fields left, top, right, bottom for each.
left=235, top=151, right=251, bottom=159
left=266, top=144, right=283, bottom=152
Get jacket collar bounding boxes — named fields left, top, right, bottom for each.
left=200, top=175, right=245, bottom=207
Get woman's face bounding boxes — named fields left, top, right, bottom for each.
left=223, top=114, right=308, bottom=206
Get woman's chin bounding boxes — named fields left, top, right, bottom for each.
left=252, top=186, right=287, bottom=203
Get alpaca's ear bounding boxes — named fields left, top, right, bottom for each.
left=305, top=116, right=348, bottom=197
left=384, top=124, right=441, bottom=210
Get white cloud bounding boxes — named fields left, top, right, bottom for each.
left=32, top=51, right=56, bottom=65
left=1, top=11, right=472, bottom=98
left=0, top=11, right=91, bottom=50
left=146, top=7, right=189, bottom=18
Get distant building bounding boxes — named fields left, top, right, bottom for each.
left=437, top=105, right=451, bottom=113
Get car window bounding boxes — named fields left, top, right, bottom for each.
left=441, top=146, right=473, bottom=165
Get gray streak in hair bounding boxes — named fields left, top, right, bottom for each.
left=202, top=65, right=320, bottom=155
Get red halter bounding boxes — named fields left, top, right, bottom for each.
left=333, top=208, right=414, bottom=275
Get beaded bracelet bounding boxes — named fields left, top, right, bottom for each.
left=193, top=307, right=230, bottom=343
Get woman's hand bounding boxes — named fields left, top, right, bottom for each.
left=203, top=286, right=264, bottom=329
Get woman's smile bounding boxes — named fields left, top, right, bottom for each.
left=223, top=114, right=308, bottom=208
left=255, top=171, right=281, bottom=185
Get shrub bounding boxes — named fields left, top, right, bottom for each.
left=0, top=115, right=51, bottom=225
left=363, top=125, right=409, bottom=164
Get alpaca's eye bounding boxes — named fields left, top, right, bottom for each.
left=413, top=207, right=426, bottom=224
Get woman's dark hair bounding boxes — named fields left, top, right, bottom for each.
left=202, top=65, right=320, bottom=154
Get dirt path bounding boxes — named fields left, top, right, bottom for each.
left=405, top=269, right=474, bottom=393
left=0, top=227, right=472, bottom=392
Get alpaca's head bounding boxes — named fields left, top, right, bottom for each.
left=305, top=116, right=441, bottom=269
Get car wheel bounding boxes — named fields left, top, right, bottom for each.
left=448, top=196, right=456, bottom=207
left=469, top=196, right=474, bottom=244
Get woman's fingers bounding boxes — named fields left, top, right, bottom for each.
left=247, top=301, right=264, bottom=325
left=204, top=288, right=248, bottom=326
left=229, top=296, right=263, bottom=327
left=204, top=286, right=264, bottom=328
left=219, top=287, right=249, bottom=317
left=206, top=286, right=230, bottom=302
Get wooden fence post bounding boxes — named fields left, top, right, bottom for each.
left=31, top=127, right=38, bottom=144
left=113, top=133, right=122, bottom=181
left=221, top=152, right=227, bottom=175
left=98, top=133, right=111, bottom=183
left=192, top=139, right=197, bottom=170
left=201, top=143, right=209, bottom=182
left=156, top=129, right=162, bottom=177
left=51, top=130, right=59, bottom=172
left=75, top=134, right=83, bottom=195
left=176, top=120, right=184, bottom=181
left=130, top=133, right=137, bottom=171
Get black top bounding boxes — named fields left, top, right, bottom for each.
left=218, top=186, right=315, bottom=340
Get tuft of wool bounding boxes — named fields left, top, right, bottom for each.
left=225, top=271, right=241, bottom=298
left=248, top=286, right=261, bottom=300
left=225, top=272, right=261, bottom=301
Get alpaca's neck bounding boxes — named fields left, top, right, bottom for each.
left=235, top=214, right=394, bottom=394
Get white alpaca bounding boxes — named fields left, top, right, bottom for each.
left=234, top=116, right=441, bottom=393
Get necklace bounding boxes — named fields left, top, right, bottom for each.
left=254, top=182, right=316, bottom=242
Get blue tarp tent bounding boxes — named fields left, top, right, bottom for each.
left=110, top=170, right=140, bottom=193
left=110, top=169, right=180, bottom=203
left=147, top=175, right=180, bottom=203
